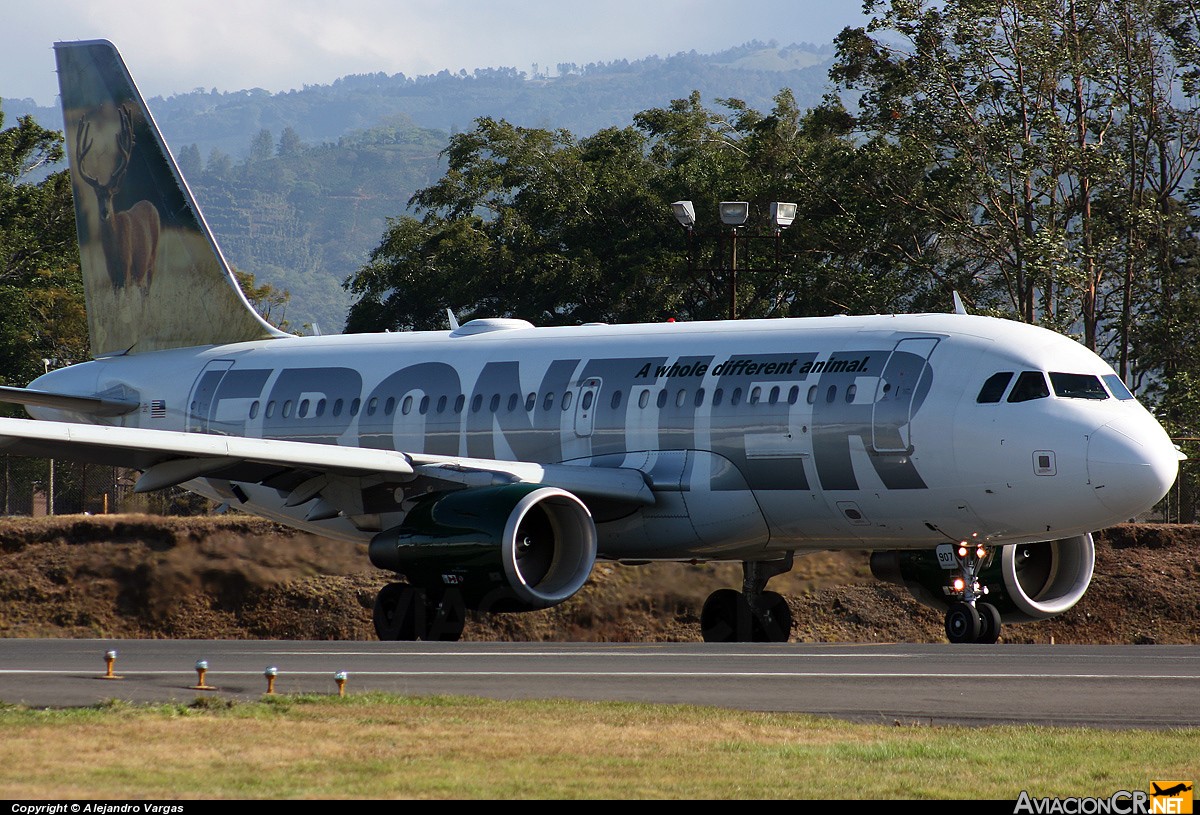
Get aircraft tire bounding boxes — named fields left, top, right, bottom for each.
left=373, top=582, right=420, bottom=641
left=701, top=588, right=754, bottom=643
left=945, top=601, right=982, bottom=643
left=975, top=602, right=1002, bottom=644
left=752, top=590, right=793, bottom=643
left=423, top=588, right=466, bottom=642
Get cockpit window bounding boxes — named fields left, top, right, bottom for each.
left=1007, top=371, right=1050, bottom=403
left=1103, top=374, right=1136, bottom=401
left=1049, top=372, right=1108, bottom=400
left=976, top=372, right=1014, bottom=403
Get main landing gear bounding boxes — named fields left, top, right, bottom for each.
left=373, top=581, right=466, bottom=642
left=944, top=542, right=1002, bottom=644
left=700, top=554, right=794, bottom=643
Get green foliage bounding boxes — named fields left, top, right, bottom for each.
left=0, top=107, right=85, bottom=387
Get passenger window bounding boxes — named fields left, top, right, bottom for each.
left=1007, top=371, right=1050, bottom=403
left=713, top=388, right=724, bottom=406
left=1103, top=374, right=1135, bottom=401
left=610, top=391, right=622, bottom=409
left=582, top=391, right=594, bottom=411
left=489, top=394, right=500, bottom=413
left=283, top=400, right=294, bottom=418
left=436, top=395, right=447, bottom=414
left=525, top=393, right=536, bottom=411
left=507, top=394, right=518, bottom=412
left=333, top=399, right=343, bottom=416
left=845, top=384, right=856, bottom=403
left=749, top=387, right=760, bottom=405
left=266, top=401, right=275, bottom=418
left=249, top=401, right=259, bottom=419
left=384, top=397, right=395, bottom=415
left=1050, top=372, right=1108, bottom=400
left=350, top=398, right=360, bottom=416
left=366, top=397, right=378, bottom=416
left=453, top=394, right=465, bottom=413
left=401, top=396, right=412, bottom=415
left=788, top=386, right=799, bottom=405
left=731, top=388, right=742, bottom=406
left=419, top=396, right=429, bottom=415
left=638, top=389, right=649, bottom=409
left=316, top=399, right=326, bottom=417
left=472, top=394, right=483, bottom=413
left=543, top=392, right=554, bottom=411
left=825, top=385, right=837, bottom=403
left=656, top=390, right=667, bottom=409
left=806, top=386, right=817, bottom=405
left=562, top=391, right=573, bottom=410
left=769, top=386, right=780, bottom=405
left=299, top=399, right=310, bottom=418
left=977, top=372, right=1014, bottom=403
left=676, top=389, right=687, bottom=408
left=694, top=388, right=705, bottom=407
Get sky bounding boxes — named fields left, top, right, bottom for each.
left=0, top=0, right=873, bottom=107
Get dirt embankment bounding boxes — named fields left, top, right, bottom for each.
left=0, top=514, right=1196, bottom=643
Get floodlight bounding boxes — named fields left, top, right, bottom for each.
left=671, top=200, right=696, bottom=228
left=770, top=201, right=797, bottom=229
left=719, top=201, right=749, bottom=226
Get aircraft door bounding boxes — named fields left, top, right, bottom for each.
left=574, top=377, right=602, bottom=437
left=187, top=360, right=234, bottom=433
left=871, top=338, right=938, bottom=453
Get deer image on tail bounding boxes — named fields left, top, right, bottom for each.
left=76, top=104, right=161, bottom=291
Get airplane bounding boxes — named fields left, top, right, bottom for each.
left=0, top=38, right=1183, bottom=644
left=1152, top=783, right=1193, bottom=797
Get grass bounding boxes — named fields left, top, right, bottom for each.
left=0, top=693, right=1196, bottom=799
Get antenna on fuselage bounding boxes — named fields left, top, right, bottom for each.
left=446, top=308, right=461, bottom=330
left=952, top=291, right=968, bottom=315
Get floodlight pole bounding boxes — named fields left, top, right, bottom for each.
left=728, top=227, right=739, bottom=320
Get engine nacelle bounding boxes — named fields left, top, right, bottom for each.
left=869, top=534, right=1095, bottom=623
left=368, top=484, right=597, bottom=613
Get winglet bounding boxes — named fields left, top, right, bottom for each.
left=952, top=291, right=968, bottom=315
left=54, top=39, right=290, bottom=357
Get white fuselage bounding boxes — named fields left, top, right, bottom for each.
left=30, top=313, right=1181, bottom=559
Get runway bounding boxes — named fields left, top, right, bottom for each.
left=0, top=640, right=1196, bottom=729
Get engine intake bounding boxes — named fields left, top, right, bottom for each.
left=869, top=534, right=1095, bottom=623
left=369, top=483, right=597, bottom=612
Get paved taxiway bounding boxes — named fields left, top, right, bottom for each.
left=0, top=640, right=1196, bottom=729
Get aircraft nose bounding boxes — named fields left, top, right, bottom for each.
left=1087, top=419, right=1182, bottom=517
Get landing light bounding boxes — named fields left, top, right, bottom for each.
left=952, top=577, right=965, bottom=592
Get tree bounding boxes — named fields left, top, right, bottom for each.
left=829, top=0, right=1200, bottom=358
left=0, top=108, right=86, bottom=387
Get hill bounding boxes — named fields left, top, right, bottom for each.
left=0, top=514, right=1195, bottom=644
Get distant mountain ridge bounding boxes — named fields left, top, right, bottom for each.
left=1, top=40, right=837, bottom=334
left=3, top=40, right=835, bottom=158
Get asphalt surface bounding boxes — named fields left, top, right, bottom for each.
left=0, top=640, right=1196, bottom=729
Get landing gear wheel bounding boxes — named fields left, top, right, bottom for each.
left=945, top=601, right=981, bottom=644
left=975, top=602, right=1002, bottom=644
left=373, top=582, right=419, bottom=641
left=752, top=590, right=792, bottom=643
left=701, top=588, right=752, bottom=643
left=424, top=589, right=466, bottom=642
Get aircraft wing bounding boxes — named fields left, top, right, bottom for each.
left=0, top=416, right=653, bottom=509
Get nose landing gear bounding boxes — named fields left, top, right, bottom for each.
left=944, top=542, right=1001, bottom=644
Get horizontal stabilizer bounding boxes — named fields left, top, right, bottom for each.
left=0, top=385, right=138, bottom=417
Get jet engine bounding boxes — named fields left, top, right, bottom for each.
left=869, top=534, right=1095, bottom=623
left=368, top=483, right=597, bottom=613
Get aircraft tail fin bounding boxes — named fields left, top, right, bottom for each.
left=54, top=39, right=290, bottom=358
